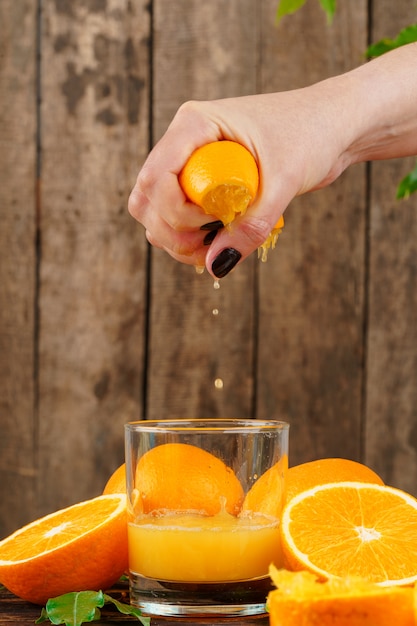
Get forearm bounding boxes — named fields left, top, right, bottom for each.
left=340, top=43, right=417, bottom=165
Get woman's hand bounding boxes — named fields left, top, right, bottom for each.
left=128, top=44, right=417, bottom=277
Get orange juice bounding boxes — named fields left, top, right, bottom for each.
left=128, top=510, right=282, bottom=582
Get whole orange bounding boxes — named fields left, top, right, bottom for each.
left=135, top=442, right=244, bottom=516
left=286, top=458, right=384, bottom=502
left=103, top=463, right=126, bottom=495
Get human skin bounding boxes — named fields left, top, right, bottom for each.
left=128, top=43, right=417, bottom=278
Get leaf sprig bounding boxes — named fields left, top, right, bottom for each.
left=366, top=24, right=417, bottom=200
left=276, top=0, right=336, bottom=24
left=365, top=24, right=417, bottom=58
left=36, top=590, right=150, bottom=626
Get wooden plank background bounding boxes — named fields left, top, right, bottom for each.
left=1, top=0, right=416, bottom=538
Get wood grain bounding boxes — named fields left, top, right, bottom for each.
left=365, top=1, right=417, bottom=491
left=35, top=0, right=151, bottom=516
left=256, top=0, right=368, bottom=464
left=147, top=0, right=259, bottom=419
left=0, top=0, right=38, bottom=537
left=1, top=0, right=417, bottom=537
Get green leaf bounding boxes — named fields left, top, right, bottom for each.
left=35, top=608, right=49, bottom=624
left=36, top=590, right=150, bottom=626
left=36, top=591, right=104, bottom=626
left=276, top=0, right=307, bottom=21
left=366, top=24, right=417, bottom=58
left=396, top=161, right=417, bottom=200
left=318, top=0, right=336, bottom=23
left=103, top=593, right=150, bottom=625
left=276, top=0, right=335, bottom=23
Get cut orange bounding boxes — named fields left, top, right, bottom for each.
left=0, top=494, right=128, bottom=605
left=103, top=462, right=126, bottom=494
left=286, top=458, right=384, bottom=502
left=135, top=442, right=244, bottom=516
left=267, top=566, right=415, bottom=626
left=281, top=481, right=417, bottom=586
left=179, top=140, right=284, bottom=260
left=240, top=455, right=288, bottom=518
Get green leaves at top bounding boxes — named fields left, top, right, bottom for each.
left=396, top=162, right=417, bottom=200
left=366, top=24, right=417, bottom=58
left=36, top=590, right=150, bottom=626
left=276, top=0, right=336, bottom=23
left=365, top=24, right=417, bottom=200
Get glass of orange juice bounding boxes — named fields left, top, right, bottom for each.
left=125, top=418, right=289, bottom=618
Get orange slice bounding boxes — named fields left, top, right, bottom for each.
left=267, top=566, right=415, bottom=626
left=0, top=494, right=128, bottom=605
left=281, top=481, right=417, bottom=586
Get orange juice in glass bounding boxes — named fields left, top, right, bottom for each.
left=125, top=419, right=289, bottom=618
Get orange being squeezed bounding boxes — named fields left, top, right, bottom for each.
left=179, top=140, right=284, bottom=262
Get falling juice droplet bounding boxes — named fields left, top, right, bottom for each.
left=213, top=279, right=220, bottom=290
left=214, top=378, right=224, bottom=390
left=212, top=308, right=219, bottom=316
left=195, top=266, right=205, bottom=275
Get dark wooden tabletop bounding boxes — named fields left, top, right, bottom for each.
left=0, top=585, right=270, bottom=626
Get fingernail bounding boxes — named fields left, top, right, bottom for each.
left=212, top=248, right=242, bottom=278
left=200, top=220, right=224, bottom=231
left=203, top=229, right=219, bottom=246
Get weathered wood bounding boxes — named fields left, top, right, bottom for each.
left=256, top=0, right=369, bottom=464
left=0, top=583, right=269, bottom=625
left=147, top=0, right=259, bottom=419
left=1, top=0, right=417, bottom=536
left=0, top=0, right=38, bottom=538
left=366, top=1, right=417, bottom=493
left=35, top=0, right=150, bottom=517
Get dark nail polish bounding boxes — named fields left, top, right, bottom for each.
left=212, top=248, right=242, bottom=278
left=200, top=220, right=224, bottom=231
left=203, top=229, right=219, bottom=246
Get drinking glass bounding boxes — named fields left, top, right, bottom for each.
left=125, top=419, right=289, bottom=618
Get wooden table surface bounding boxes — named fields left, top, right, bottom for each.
left=0, top=584, right=270, bottom=626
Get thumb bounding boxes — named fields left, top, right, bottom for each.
left=205, top=192, right=289, bottom=278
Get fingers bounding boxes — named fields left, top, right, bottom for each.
left=204, top=215, right=277, bottom=278
left=128, top=102, right=223, bottom=260
left=204, top=176, right=292, bottom=277
left=146, top=229, right=209, bottom=268
left=128, top=97, right=296, bottom=276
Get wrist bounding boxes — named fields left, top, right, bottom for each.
left=341, top=43, right=417, bottom=165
